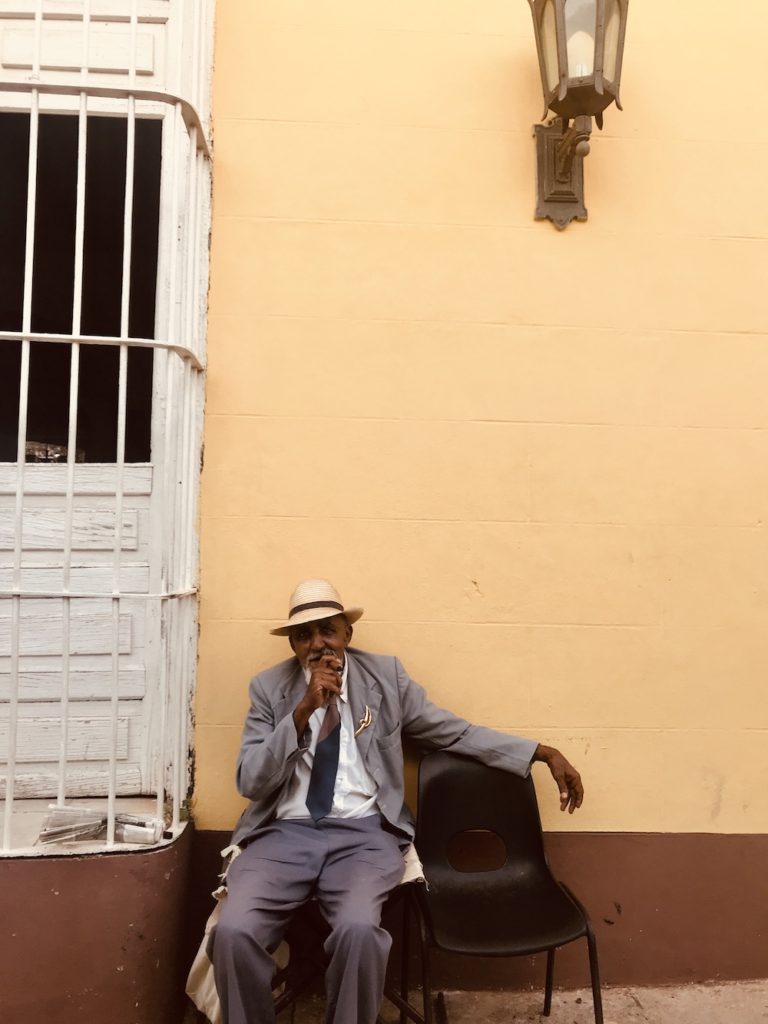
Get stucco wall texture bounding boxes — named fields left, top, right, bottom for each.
left=193, top=1, right=768, bottom=837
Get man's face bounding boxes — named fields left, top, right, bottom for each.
left=288, top=614, right=352, bottom=668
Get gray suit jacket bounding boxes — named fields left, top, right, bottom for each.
left=230, top=647, right=538, bottom=847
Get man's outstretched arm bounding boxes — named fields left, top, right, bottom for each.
left=393, top=656, right=584, bottom=811
left=532, top=744, right=584, bottom=813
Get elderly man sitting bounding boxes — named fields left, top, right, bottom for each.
left=210, top=579, right=583, bottom=1024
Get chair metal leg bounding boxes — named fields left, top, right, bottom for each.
left=543, top=947, right=555, bottom=1016
left=383, top=886, right=427, bottom=1024
left=435, top=990, right=448, bottom=1024
left=558, top=883, right=605, bottom=1024
left=585, top=923, right=604, bottom=1024
left=417, top=911, right=434, bottom=1024
left=399, top=889, right=411, bottom=1024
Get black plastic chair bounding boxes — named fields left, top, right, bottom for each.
left=413, top=751, right=603, bottom=1024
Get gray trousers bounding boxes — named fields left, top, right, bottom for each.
left=211, top=815, right=404, bottom=1024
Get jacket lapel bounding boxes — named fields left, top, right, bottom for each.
left=273, top=660, right=305, bottom=724
left=347, top=653, right=381, bottom=764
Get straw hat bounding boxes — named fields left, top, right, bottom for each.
left=270, top=579, right=364, bottom=636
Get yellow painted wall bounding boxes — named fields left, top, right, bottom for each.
left=194, top=0, right=768, bottom=835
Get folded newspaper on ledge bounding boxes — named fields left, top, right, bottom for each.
left=38, top=806, right=166, bottom=846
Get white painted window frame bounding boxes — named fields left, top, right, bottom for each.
left=0, top=0, right=213, bottom=854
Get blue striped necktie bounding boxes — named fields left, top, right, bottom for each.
left=306, top=694, right=341, bottom=820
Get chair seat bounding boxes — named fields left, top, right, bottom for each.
left=424, top=875, right=587, bottom=956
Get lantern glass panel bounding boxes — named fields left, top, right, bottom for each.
left=603, top=0, right=621, bottom=81
left=564, top=0, right=596, bottom=79
left=541, top=0, right=560, bottom=93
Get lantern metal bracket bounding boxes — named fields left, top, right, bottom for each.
left=533, top=115, right=593, bottom=230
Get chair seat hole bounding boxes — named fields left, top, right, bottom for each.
left=446, top=830, right=507, bottom=872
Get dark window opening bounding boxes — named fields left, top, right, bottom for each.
left=0, top=112, right=162, bottom=463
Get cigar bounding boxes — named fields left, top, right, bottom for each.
left=320, top=646, right=343, bottom=672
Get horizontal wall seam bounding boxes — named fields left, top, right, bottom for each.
left=210, top=114, right=763, bottom=148
left=197, top=618, right=756, bottom=630
left=193, top=722, right=768, bottom=734
left=213, top=212, right=768, bottom=243
left=203, top=412, right=768, bottom=432
left=207, top=313, right=768, bottom=339
left=199, top=515, right=768, bottom=529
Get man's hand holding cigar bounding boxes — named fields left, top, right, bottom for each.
left=291, top=632, right=347, bottom=738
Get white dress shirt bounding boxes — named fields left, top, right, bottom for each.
left=275, top=656, right=379, bottom=820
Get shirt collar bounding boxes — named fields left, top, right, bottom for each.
left=302, top=654, right=349, bottom=703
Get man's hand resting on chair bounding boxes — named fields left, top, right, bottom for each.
left=533, top=744, right=584, bottom=813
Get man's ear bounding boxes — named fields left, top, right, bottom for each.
left=288, top=634, right=297, bottom=653
left=345, top=623, right=353, bottom=646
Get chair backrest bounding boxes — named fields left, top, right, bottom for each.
left=415, top=751, right=549, bottom=887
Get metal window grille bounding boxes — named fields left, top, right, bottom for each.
left=0, top=0, right=213, bottom=853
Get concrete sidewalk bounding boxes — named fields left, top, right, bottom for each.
left=289, top=981, right=768, bottom=1023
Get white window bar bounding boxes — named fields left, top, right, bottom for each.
left=57, top=0, right=91, bottom=810
left=108, top=340, right=128, bottom=846
left=105, top=0, right=138, bottom=848
left=174, top=130, right=206, bottom=828
left=153, top=97, right=185, bottom=828
left=167, top=5, right=197, bottom=821
left=173, top=364, right=193, bottom=832
left=179, top=131, right=199, bottom=588
left=1, top=1, right=212, bottom=855
left=2, top=0, right=43, bottom=852
left=0, top=331, right=203, bottom=370
left=0, top=81, right=210, bottom=158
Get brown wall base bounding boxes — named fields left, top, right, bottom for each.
left=0, top=827, right=192, bottom=1024
left=188, top=829, right=768, bottom=992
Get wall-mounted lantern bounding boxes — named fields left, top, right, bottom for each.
left=527, top=0, right=628, bottom=228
